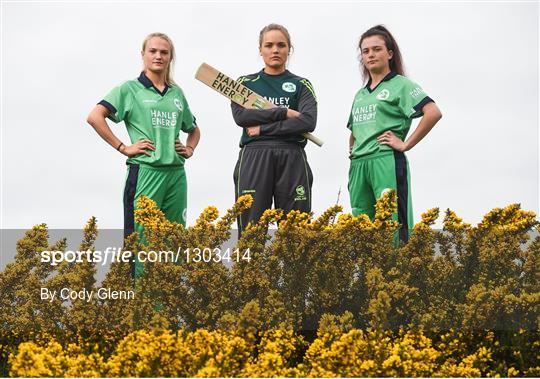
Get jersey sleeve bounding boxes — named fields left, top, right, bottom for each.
left=231, top=102, right=288, bottom=127
left=180, top=94, right=197, bottom=133
left=99, top=82, right=133, bottom=123
left=259, top=79, right=317, bottom=136
left=398, top=78, right=434, bottom=119
left=346, top=101, right=354, bottom=130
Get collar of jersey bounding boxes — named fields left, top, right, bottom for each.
left=259, top=68, right=291, bottom=77
left=138, top=72, right=170, bottom=96
left=365, top=71, right=397, bottom=93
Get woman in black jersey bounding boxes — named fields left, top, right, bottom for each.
left=231, top=23, right=318, bottom=236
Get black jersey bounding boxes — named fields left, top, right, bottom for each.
left=231, top=69, right=317, bottom=147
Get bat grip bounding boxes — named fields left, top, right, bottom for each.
left=303, top=132, right=324, bottom=147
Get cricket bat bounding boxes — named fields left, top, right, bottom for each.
left=194, top=63, right=324, bottom=147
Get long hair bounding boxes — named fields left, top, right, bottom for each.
left=358, top=25, right=405, bottom=83
left=141, top=32, right=176, bottom=86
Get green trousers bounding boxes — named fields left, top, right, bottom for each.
left=123, top=164, right=187, bottom=279
left=348, top=150, right=413, bottom=243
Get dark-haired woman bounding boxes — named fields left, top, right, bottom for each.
left=347, top=25, right=442, bottom=243
left=231, top=24, right=317, bottom=236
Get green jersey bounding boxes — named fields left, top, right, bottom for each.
left=231, top=70, right=318, bottom=147
left=347, top=72, right=433, bottom=158
left=100, top=72, right=196, bottom=167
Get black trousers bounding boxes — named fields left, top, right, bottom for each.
left=233, top=141, right=313, bottom=236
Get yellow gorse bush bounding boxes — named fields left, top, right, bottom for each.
left=1, top=190, right=539, bottom=377
left=9, top=328, right=536, bottom=377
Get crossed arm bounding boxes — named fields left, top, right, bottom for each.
left=231, top=85, right=317, bottom=137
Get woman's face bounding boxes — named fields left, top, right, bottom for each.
left=141, top=37, right=172, bottom=74
left=259, top=30, right=289, bottom=71
left=360, top=35, right=393, bottom=74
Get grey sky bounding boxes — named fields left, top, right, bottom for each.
left=1, top=1, right=538, bottom=230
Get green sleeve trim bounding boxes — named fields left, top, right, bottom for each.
left=300, top=79, right=317, bottom=102
left=238, top=75, right=260, bottom=84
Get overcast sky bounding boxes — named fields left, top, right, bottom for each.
left=1, top=1, right=538, bottom=231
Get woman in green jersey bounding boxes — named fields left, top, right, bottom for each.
left=87, top=32, right=200, bottom=278
left=231, top=23, right=317, bottom=236
left=347, top=25, right=442, bottom=243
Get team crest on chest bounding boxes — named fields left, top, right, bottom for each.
left=376, top=89, right=390, bottom=100
left=173, top=98, right=183, bottom=111
left=282, top=82, right=296, bottom=93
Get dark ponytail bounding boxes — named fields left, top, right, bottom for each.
left=358, top=25, right=405, bottom=83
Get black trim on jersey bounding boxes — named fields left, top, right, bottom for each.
left=413, top=96, right=435, bottom=113
left=138, top=72, right=169, bottom=96
left=393, top=151, right=409, bottom=243
left=98, top=100, right=117, bottom=115
left=260, top=68, right=290, bottom=77
left=123, top=164, right=140, bottom=279
left=238, top=69, right=293, bottom=81
left=365, top=71, right=398, bottom=93
left=184, top=115, right=198, bottom=133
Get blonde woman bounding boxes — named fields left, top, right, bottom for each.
left=87, top=32, right=200, bottom=278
